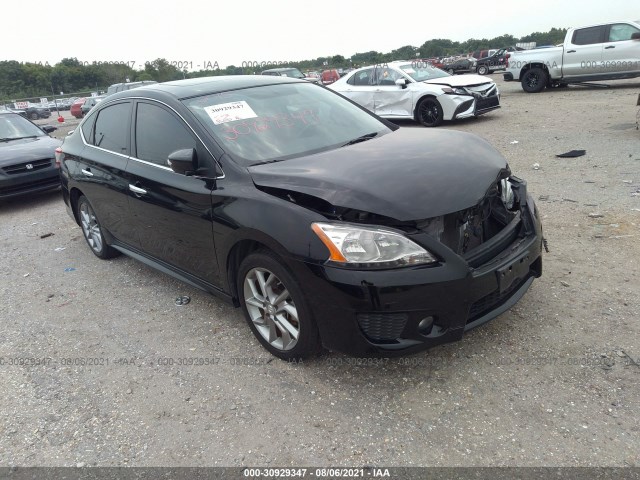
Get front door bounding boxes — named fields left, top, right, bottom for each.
left=125, top=100, right=221, bottom=285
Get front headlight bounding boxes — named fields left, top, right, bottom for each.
left=311, top=223, right=437, bottom=268
left=442, top=86, right=468, bottom=95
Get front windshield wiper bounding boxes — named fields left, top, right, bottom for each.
left=7, top=135, right=40, bottom=141
left=341, top=132, right=378, bottom=147
left=251, top=158, right=286, bottom=166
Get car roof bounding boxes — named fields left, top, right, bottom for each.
left=105, top=75, right=307, bottom=101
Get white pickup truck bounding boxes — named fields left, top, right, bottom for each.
left=504, top=21, right=640, bottom=92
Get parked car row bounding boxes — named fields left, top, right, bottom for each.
left=261, top=67, right=346, bottom=86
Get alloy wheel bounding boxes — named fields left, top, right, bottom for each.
left=243, top=267, right=300, bottom=351
left=80, top=201, right=103, bottom=254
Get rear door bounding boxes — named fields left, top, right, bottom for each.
left=562, top=25, right=605, bottom=78
left=72, top=101, right=138, bottom=247
left=125, top=100, right=221, bottom=285
left=602, top=23, right=640, bottom=75
left=341, top=68, right=376, bottom=111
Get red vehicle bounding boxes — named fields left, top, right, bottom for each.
left=321, top=69, right=341, bottom=85
left=70, top=98, right=86, bottom=119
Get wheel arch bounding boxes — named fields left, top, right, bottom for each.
left=413, top=94, right=439, bottom=121
left=69, top=187, right=85, bottom=225
left=225, top=233, right=294, bottom=307
left=520, top=62, right=550, bottom=77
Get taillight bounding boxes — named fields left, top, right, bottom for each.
left=505, top=53, right=510, bottom=68
left=54, top=147, right=63, bottom=168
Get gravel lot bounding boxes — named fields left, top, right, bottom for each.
left=1, top=77, right=639, bottom=468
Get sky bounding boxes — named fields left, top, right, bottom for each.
left=2, top=0, right=638, bottom=70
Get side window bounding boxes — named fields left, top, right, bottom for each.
left=608, top=23, right=640, bottom=42
left=135, top=102, right=196, bottom=166
left=572, top=26, right=605, bottom=45
left=352, top=68, right=374, bottom=86
left=81, top=113, right=96, bottom=144
left=92, top=102, right=130, bottom=155
left=376, top=68, right=403, bottom=86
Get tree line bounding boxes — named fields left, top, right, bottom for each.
left=0, top=27, right=567, bottom=102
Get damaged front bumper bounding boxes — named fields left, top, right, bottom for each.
left=289, top=178, right=543, bottom=357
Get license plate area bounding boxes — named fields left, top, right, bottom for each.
left=497, top=252, right=531, bottom=293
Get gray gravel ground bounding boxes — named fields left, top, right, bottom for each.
left=1, top=77, right=639, bottom=467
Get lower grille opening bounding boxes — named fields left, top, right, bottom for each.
left=357, top=312, right=408, bottom=343
left=467, top=275, right=531, bottom=322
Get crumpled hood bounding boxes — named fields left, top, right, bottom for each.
left=0, top=136, right=61, bottom=167
left=424, top=74, right=493, bottom=87
left=248, top=128, right=508, bottom=221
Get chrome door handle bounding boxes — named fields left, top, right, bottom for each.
left=129, top=184, right=147, bottom=195
left=566, top=50, right=576, bottom=53
left=81, top=168, right=93, bottom=177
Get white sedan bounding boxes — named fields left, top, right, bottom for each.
left=329, top=61, right=500, bottom=127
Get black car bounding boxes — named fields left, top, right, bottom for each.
left=59, top=76, right=543, bottom=359
left=444, top=58, right=476, bottom=75
left=0, top=111, right=61, bottom=198
left=475, top=49, right=508, bottom=75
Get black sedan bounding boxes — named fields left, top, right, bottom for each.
left=59, top=76, right=543, bottom=359
left=0, top=111, right=61, bottom=198
left=443, top=58, right=476, bottom=75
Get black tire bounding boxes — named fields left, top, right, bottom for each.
left=521, top=67, right=548, bottom=93
left=76, top=195, right=119, bottom=259
left=477, top=65, right=489, bottom=75
left=416, top=97, right=444, bottom=127
left=447, top=68, right=455, bottom=75
left=29, top=112, right=39, bottom=120
left=237, top=250, right=321, bottom=360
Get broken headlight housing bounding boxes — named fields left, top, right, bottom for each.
left=500, top=177, right=515, bottom=210
left=311, top=223, right=437, bottom=268
left=442, top=86, right=468, bottom=95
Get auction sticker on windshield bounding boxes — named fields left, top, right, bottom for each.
left=204, top=101, right=258, bottom=125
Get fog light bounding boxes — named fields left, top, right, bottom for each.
left=418, top=316, right=434, bottom=335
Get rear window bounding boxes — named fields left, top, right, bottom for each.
left=572, top=26, right=605, bottom=45
left=183, top=83, right=390, bottom=165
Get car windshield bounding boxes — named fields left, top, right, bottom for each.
left=398, top=63, right=451, bottom=81
left=0, top=114, right=45, bottom=140
left=183, top=82, right=391, bottom=165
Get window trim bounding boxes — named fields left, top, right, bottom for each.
left=80, top=100, right=132, bottom=157
left=605, top=23, right=640, bottom=43
left=132, top=100, right=200, bottom=170
left=571, top=25, right=606, bottom=46
left=127, top=97, right=226, bottom=180
left=79, top=96, right=225, bottom=178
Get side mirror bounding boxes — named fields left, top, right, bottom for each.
left=395, top=78, right=408, bottom=89
left=632, top=32, right=640, bottom=40
left=167, top=148, right=197, bottom=175
left=41, top=125, right=57, bottom=133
